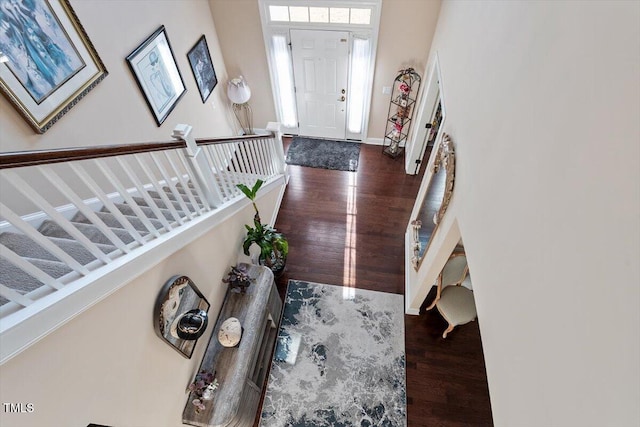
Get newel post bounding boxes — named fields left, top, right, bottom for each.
left=172, top=124, right=223, bottom=208
left=266, top=121, right=287, bottom=176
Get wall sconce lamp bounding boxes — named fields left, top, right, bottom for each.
left=227, top=76, right=253, bottom=135
left=0, top=51, right=9, bottom=63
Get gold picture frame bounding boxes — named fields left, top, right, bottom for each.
left=0, top=0, right=108, bottom=133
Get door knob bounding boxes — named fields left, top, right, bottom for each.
left=338, top=95, right=346, bottom=101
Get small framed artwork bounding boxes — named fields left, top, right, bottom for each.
left=187, top=35, right=217, bottom=103
left=126, top=26, right=186, bottom=126
left=0, top=0, right=108, bottom=133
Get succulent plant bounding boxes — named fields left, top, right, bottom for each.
left=187, top=370, right=218, bottom=413
left=222, top=264, right=253, bottom=294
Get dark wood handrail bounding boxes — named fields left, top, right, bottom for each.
left=0, top=141, right=186, bottom=169
left=195, top=131, right=274, bottom=146
left=0, top=132, right=275, bottom=170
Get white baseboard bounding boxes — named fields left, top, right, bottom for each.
left=405, top=307, right=420, bottom=316
left=268, top=176, right=288, bottom=227
left=364, top=137, right=384, bottom=146
left=364, top=137, right=407, bottom=148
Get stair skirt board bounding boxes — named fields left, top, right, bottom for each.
left=0, top=182, right=209, bottom=308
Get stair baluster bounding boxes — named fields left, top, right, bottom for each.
left=149, top=152, right=195, bottom=220
left=68, top=163, right=149, bottom=245
left=38, top=166, right=131, bottom=253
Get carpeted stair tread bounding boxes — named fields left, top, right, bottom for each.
left=172, top=182, right=196, bottom=194
left=72, top=211, right=163, bottom=232
left=38, top=220, right=138, bottom=245
left=130, top=196, right=194, bottom=213
left=0, top=232, right=116, bottom=265
left=148, top=190, right=202, bottom=205
left=0, top=258, right=73, bottom=306
left=101, top=203, right=178, bottom=222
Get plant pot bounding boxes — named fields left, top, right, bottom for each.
left=260, top=250, right=286, bottom=278
left=201, top=383, right=216, bottom=401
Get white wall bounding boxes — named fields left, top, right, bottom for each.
left=410, top=1, right=640, bottom=426
left=368, top=0, right=441, bottom=141
left=0, top=0, right=235, bottom=152
left=209, top=0, right=278, bottom=133
left=0, top=185, right=282, bottom=427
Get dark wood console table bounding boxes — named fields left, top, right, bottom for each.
left=183, top=264, right=282, bottom=427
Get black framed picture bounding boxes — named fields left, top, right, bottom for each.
left=126, top=26, right=186, bottom=126
left=0, top=0, right=108, bottom=133
left=187, top=35, right=217, bottom=103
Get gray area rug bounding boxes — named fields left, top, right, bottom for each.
left=286, top=137, right=361, bottom=172
left=260, top=280, right=406, bottom=426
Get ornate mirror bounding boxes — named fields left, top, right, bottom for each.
left=154, top=275, right=210, bottom=358
left=410, top=133, right=455, bottom=270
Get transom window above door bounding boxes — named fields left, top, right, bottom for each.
left=268, top=5, right=372, bottom=25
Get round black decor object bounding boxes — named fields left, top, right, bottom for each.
left=176, top=309, right=209, bottom=340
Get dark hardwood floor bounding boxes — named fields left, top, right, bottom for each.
left=264, top=138, right=493, bottom=426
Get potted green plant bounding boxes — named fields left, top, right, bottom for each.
left=237, top=179, right=288, bottom=277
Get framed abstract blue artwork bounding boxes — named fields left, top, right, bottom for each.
left=0, top=0, right=108, bottom=133
left=126, top=26, right=186, bottom=126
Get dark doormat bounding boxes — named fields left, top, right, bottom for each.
left=286, top=137, right=361, bottom=172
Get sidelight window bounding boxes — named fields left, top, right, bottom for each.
left=348, top=36, right=371, bottom=134
left=271, top=34, right=297, bottom=128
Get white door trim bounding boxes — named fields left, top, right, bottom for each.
left=258, top=0, right=381, bottom=141
left=406, top=53, right=446, bottom=174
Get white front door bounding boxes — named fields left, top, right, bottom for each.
left=291, top=29, right=349, bottom=140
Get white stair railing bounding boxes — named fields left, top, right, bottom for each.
left=3, top=170, right=115, bottom=264
left=0, top=125, right=285, bottom=327
left=198, top=134, right=284, bottom=202
left=69, top=163, right=149, bottom=245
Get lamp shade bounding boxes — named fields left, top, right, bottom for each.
left=227, top=76, right=251, bottom=104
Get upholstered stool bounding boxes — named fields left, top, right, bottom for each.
left=426, top=252, right=477, bottom=338
left=436, top=278, right=477, bottom=338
